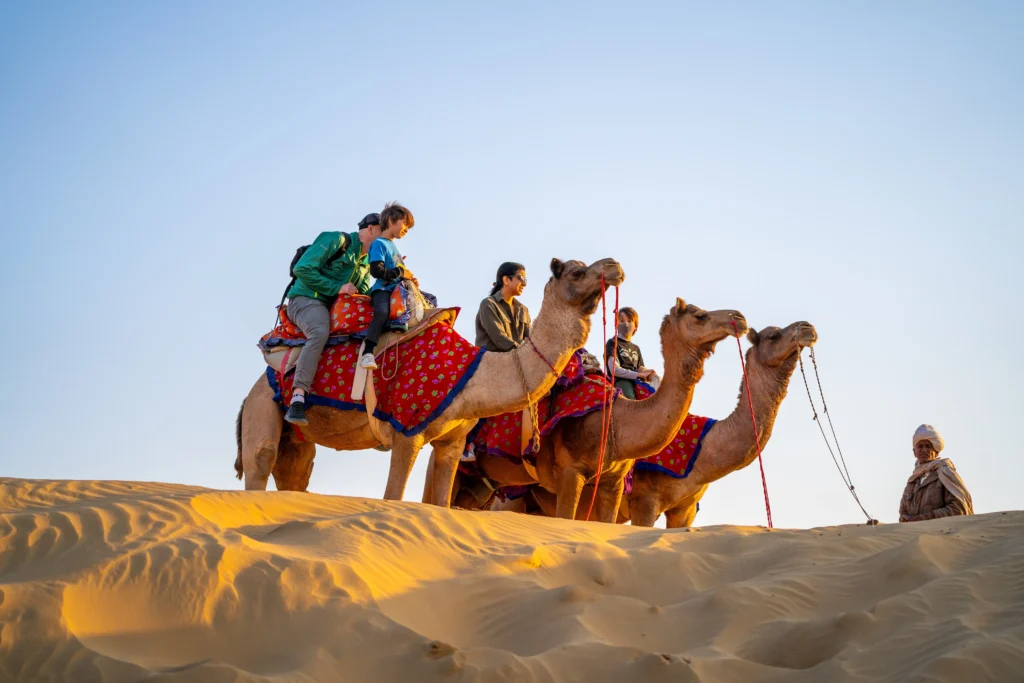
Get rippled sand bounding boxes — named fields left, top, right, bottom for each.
left=1, top=478, right=1021, bottom=682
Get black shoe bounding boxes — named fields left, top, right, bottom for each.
left=284, top=401, right=309, bottom=426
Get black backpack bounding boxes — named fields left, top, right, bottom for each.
left=288, top=242, right=347, bottom=279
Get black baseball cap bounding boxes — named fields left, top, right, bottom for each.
left=357, top=212, right=381, bottom=230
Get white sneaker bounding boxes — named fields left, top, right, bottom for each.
left=359, top=353, right=378, bottom=369
left=460, top=443, right=477, bottom=462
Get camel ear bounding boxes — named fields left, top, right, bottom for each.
left=673, top=298, right=687, bottom=317
left=747, top=329, right=760, bottom=346
left=550, top=258, right=565, bottom=279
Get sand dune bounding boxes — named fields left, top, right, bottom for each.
left=1, top=478, right=1022, bottom=682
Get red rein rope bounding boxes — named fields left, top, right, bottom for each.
left=585, top=277, right=618, bottom=521
left=732, top=319, right=773, bottom=528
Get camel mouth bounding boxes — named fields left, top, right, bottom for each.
left=797, top=329, right=818, bottom=347
left=728, top=317, right=749, bottom=337
left=602, top=271, right=626, bottom=288
left=698, top=340, right=720, bottom=356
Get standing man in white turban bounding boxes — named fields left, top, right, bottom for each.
left=899, top=424, right=974, bottom=522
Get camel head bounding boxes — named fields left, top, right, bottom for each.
left=745, top=321, right=818, bottom=371
left=661, top=298, right=748, bottom=359
left=545, top=258, right=625, bottom=316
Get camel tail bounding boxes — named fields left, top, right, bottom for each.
left=234, top=400, right=245, bottom=480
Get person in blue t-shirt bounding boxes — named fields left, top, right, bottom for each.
left=360, top=201, right=416, bottom=368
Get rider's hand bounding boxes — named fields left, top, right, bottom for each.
left=338, top=283, right=357, bottom=296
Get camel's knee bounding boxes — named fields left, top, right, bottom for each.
left=629, top=502, right=660, bottom=527
left=242, top=439, right=278, bottom=490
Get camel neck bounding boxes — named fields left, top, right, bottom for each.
left=692, top=352, right=797, bottom=485
left=610, top=337, right=707, bottom=461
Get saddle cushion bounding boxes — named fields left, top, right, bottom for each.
left=468, top=351, right=616, bottom=460
left=266, top=311, right=464, bottom=419
left=260, top=286, right=436, bottom=350
left=632, top=382, right=716, bottom=478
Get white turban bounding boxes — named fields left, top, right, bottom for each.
left=913, top=424, right=945, bottom=452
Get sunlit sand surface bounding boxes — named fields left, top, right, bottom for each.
left=1, top=478, right=1021, bottom=682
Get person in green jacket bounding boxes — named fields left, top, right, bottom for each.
left=284, top=212, right=382, bottom=426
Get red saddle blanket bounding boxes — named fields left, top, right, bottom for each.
left=372, top=323, right=484, bottom=436
left=469, top=369, right=617, bottom=460
left=267, top=341, right=366, bottom=412
left=631, top=382, right=716, bottom=478
left=267, top=320, right=485, bottom=438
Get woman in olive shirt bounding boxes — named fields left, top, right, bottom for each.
left=475, top=262, right=531, bottom=351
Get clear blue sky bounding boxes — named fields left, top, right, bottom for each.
left=2, top=2, right=1021, bottom=528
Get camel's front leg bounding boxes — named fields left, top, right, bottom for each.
left=665, top=503, right=699, bottom=529
left=427, top=422, right=475, bottom=507
left=421, top=451, right=438, bottom=504
left=384, top=434, right=426, bottom=500
left=556, top=465, right=586, bottom=520
left=593, top=476, right=626, bottom=524
left=272, top=438, right=316, bottom=492
left=628, top=496, right=661, bottom=527
left=664, top=487, right=706, bottom=528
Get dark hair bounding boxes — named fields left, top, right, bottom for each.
left=380, top=201, right=414, bottom=232
left=490, top=261, right=525, bottom=296
left=618, top=307, right=639, bottom=329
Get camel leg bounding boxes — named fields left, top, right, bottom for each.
left=628, top=496, right=661, bottom=527
left=665, top=487, right=706, bottom=528
left=239, top=375, right=284, bottom=491
left=593, top=476, right=626, bottom=524
left=556, top=466, right=586, bottom=520
left=529, top=487, right=558, bottom=517
left=665, top=503, right=699, bottom=529
left=427, top=424, right=475, bottom=507
left=384, top=434, right=427, bottom=500
left=422, top=451, right=438, bottom=504
left=272, top=437, right=316, bottom=492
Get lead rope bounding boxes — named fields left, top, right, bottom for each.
left=732, top=320, right=773, bottom=528
left=585, top=276, right=618, bottom=522
left=798, top=349, right=876, bottom=523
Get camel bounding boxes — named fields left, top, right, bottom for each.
left=622, top=321, right=818, bottom=526
left=524, top=321, right=818, bottom=527
left=234, top=257, right=626, bottom=508
left=511, top=299, right=747, bottom=523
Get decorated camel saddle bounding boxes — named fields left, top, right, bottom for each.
left=260, top=285, right=486, bottom=446
left=631, top=382, right=716, bottom=478
left=463, top=349, right=618, bottom=466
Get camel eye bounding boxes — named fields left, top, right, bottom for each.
left=695, top=313, right=709, bottom=323
left=571, top=270, right=584, bottom=280
left=769, top=333, right=781, bottom=342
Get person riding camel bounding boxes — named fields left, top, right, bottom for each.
left=284, top=212, right=382, bottom=426
left=359, top=202, right=416, bottom=369
left=606, top=307, right=657, bottom=399
left=475, top=261, right=531, bottom=352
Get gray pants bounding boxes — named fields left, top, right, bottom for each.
left=288, top=296, right=330, bottom=393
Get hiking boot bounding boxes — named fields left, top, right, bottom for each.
left=284, top=401, right=309, bottom=426
left=359, top=353, right=378, bottom=369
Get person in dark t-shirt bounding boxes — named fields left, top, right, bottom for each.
left=605, top=307, right=656, bottom=399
